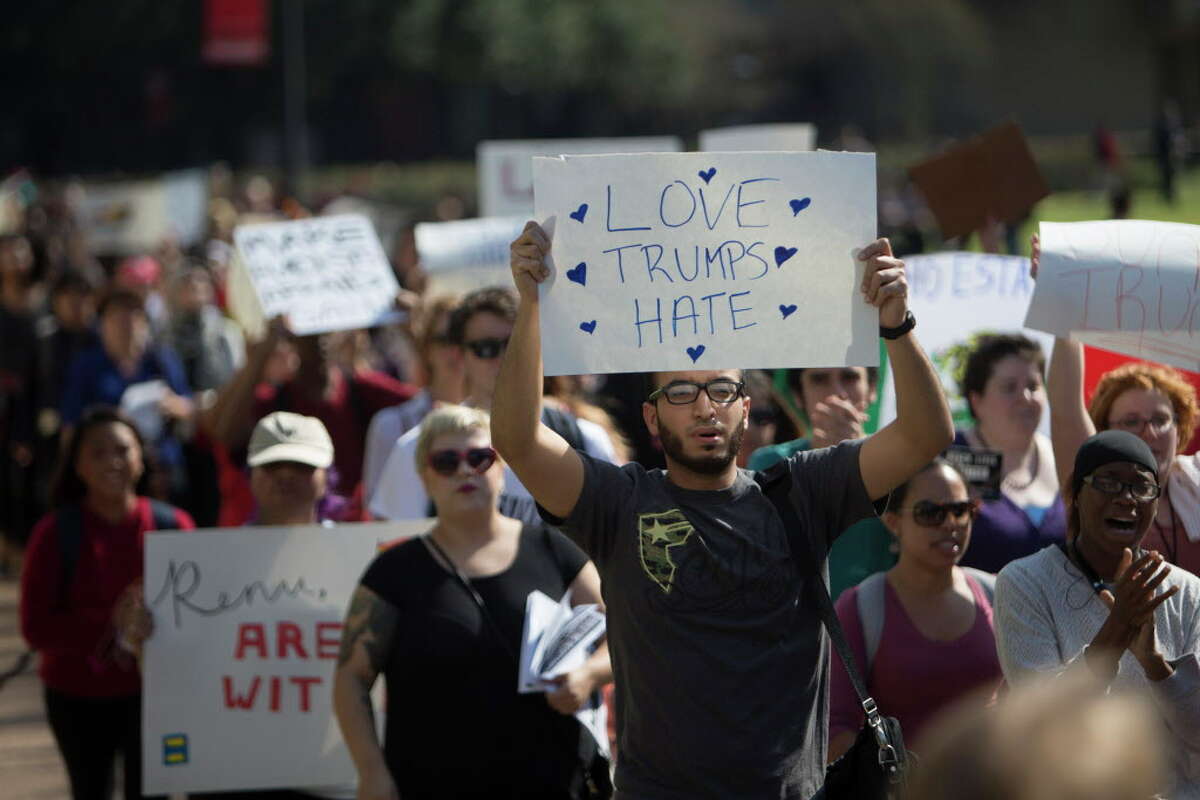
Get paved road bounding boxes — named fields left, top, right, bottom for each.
left=0, top=575, right=70, bottom=798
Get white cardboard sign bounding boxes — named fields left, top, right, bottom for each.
left=876, top=252, right=1053, bottom=434
left=477, top=137, right=683, bottom=218
left=699, top=123, right=817, bottom=153
left=532, top=151, right=878, bottom=375
left=232, top=214, right=401, bottom=337
left=142, top=521, right=427, bottom=794
left=1024, top=220, right=1200, bottom=371
left=81, top=169, right=208, bottom=255
left=414, top=215, right=527, bottom=293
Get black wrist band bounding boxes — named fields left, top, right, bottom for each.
left=879, top=310, right=916, bottom=340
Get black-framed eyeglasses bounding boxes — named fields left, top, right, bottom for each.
left=427, top=447, right=498, bottom=477
left=1082, top=473, right=1160, bottom=502
left=464, top=337, right=509, bottom=359
left=648, top=379, right=745, bottom=405
left=902, top=499, right=980, bottom=527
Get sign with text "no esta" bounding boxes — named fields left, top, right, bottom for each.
left=142, top=521, right=426, bottom=794
left=532, top=151, right=878, bottom=375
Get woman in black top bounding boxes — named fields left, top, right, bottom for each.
left=333, top=405, right=611, bottom=800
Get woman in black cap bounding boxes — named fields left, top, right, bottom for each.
left=993, top=430, right=1200, bottom=797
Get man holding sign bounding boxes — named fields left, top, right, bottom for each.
left=493, top=213, right=952, bottom=798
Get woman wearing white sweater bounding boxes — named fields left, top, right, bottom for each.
left=995, top=430, right=1200, bottom=798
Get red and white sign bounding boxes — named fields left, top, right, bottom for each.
left=203, top=0, right=270, bottom=67
left=142, top=521, right=426, bottom=794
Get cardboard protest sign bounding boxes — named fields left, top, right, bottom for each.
left=532, top=151, right=878, bottom=375
left=699, top=123, right=817, bottom=153
left=875, top=252, right=1053, bottom=435
left=231, top=214, right=401, bottom=337
left=414, top=215, right=527, bottom=293
left=1024, top=220, right=1200, bottom=372
left=908, top=122, right=1048, bottom=240
left=81, top=170, right=209, bottom=255
left=142, top=521, right=426, bottom=794
left=478, top=137, right=683, bottom=218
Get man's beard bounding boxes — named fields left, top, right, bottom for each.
left=658, top=420, right=745, bottom=475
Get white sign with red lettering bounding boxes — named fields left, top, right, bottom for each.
left=1025, top=220, right=1200, bottom=371
left=142, top=521, right=426, bottom=794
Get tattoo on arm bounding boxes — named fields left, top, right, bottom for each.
left=338, top=587, right=399, bottom=672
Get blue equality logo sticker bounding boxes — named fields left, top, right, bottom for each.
left=163, top=733, right=189, bottom=766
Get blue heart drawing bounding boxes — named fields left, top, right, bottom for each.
left=579, top=320, right=597, bottom=334
left=566, top=262, right=587, bottom=285
left=774, top=246, right=798, bottom=267
left=686, top=345, right=706, bottom=363
left=779, top=304, right=798, bottom=319
left=789, top=198, right=811, bottom=216
left=569, top=203, right=589, bottom=223
left=698, top=167, right=717, bottom=184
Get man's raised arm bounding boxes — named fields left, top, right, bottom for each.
left=857, top=238, right=955, bottom=499
left=491, top=221, right=585, bottom=520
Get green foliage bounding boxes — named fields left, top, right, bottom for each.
left=391, top=0, right=695, bottom=108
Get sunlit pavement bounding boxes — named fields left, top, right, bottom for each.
left=0, top=576, right=69, bottom=798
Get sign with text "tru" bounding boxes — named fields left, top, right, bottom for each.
left=1025, top=220, right=1200, bottom=372
left=532, top=151, right=878, bottom=375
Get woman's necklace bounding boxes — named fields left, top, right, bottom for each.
left=974, top=428, right=1039, bottom=492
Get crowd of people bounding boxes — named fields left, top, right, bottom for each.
left=1, top=172, right=1198, bottom=800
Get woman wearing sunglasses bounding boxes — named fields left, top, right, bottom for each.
left=334, top=405, right=612, bottom=800
left=995, top=430, right=1200, bottom=796
left=828, top=458, right=1003, bottom=761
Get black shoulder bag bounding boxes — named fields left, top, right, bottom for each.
left=423, top=533, right=613, bottom=800
left=754, top=464, right=908, bottom=800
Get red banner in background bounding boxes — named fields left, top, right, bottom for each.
left=203, top=0, right=269, bottom=67
left=1082, top=345, right=1200, bottom=455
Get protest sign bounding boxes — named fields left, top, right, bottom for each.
left=532, top=151, right=878, bottom=375
left=81, top=170, right=209, bottom=255
left=142, top=521, right=426, bottom=794
left=230, top=214, right=402, bottom=337
left=1024, top=220, right=1200, bottom=372
left=414, top=215, right=527, bottom=293
left=876, top=252, right=1053, bottom=434
left=699, top=123, right=817, bottom=153
left=478, top=137, right=683, bottom=218
left=908, top=122, right=1048, bottom=240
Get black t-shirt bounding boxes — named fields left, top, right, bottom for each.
left=360, top=524, right=590, bottom=799
left=541, top=440, right=874, bottom=800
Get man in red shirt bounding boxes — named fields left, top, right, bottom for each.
left=206, top=319, right=415, bottom=500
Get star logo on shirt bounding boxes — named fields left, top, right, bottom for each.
left=638, top=510, right=695, bottom=594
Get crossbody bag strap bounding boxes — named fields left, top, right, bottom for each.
left=753, top=466, right=889, bottom=734
left=423, top=533, right=520, bottom=665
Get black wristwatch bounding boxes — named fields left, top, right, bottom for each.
left=879, top=310, right=916, bottom=340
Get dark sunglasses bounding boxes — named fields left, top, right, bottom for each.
left=465, top=337, right=509, bottom=359
left=905, top=499, right=980, bottom=527
left=427, top=447, right=498, bottom=477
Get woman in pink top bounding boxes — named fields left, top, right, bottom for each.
left=828, top=458, right=1004, bottom=760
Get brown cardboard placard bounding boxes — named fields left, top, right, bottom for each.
left=908, top=121, right=1048, bottom=240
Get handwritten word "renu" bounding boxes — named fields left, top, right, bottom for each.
left=150, top=560, right=328, bottom=629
